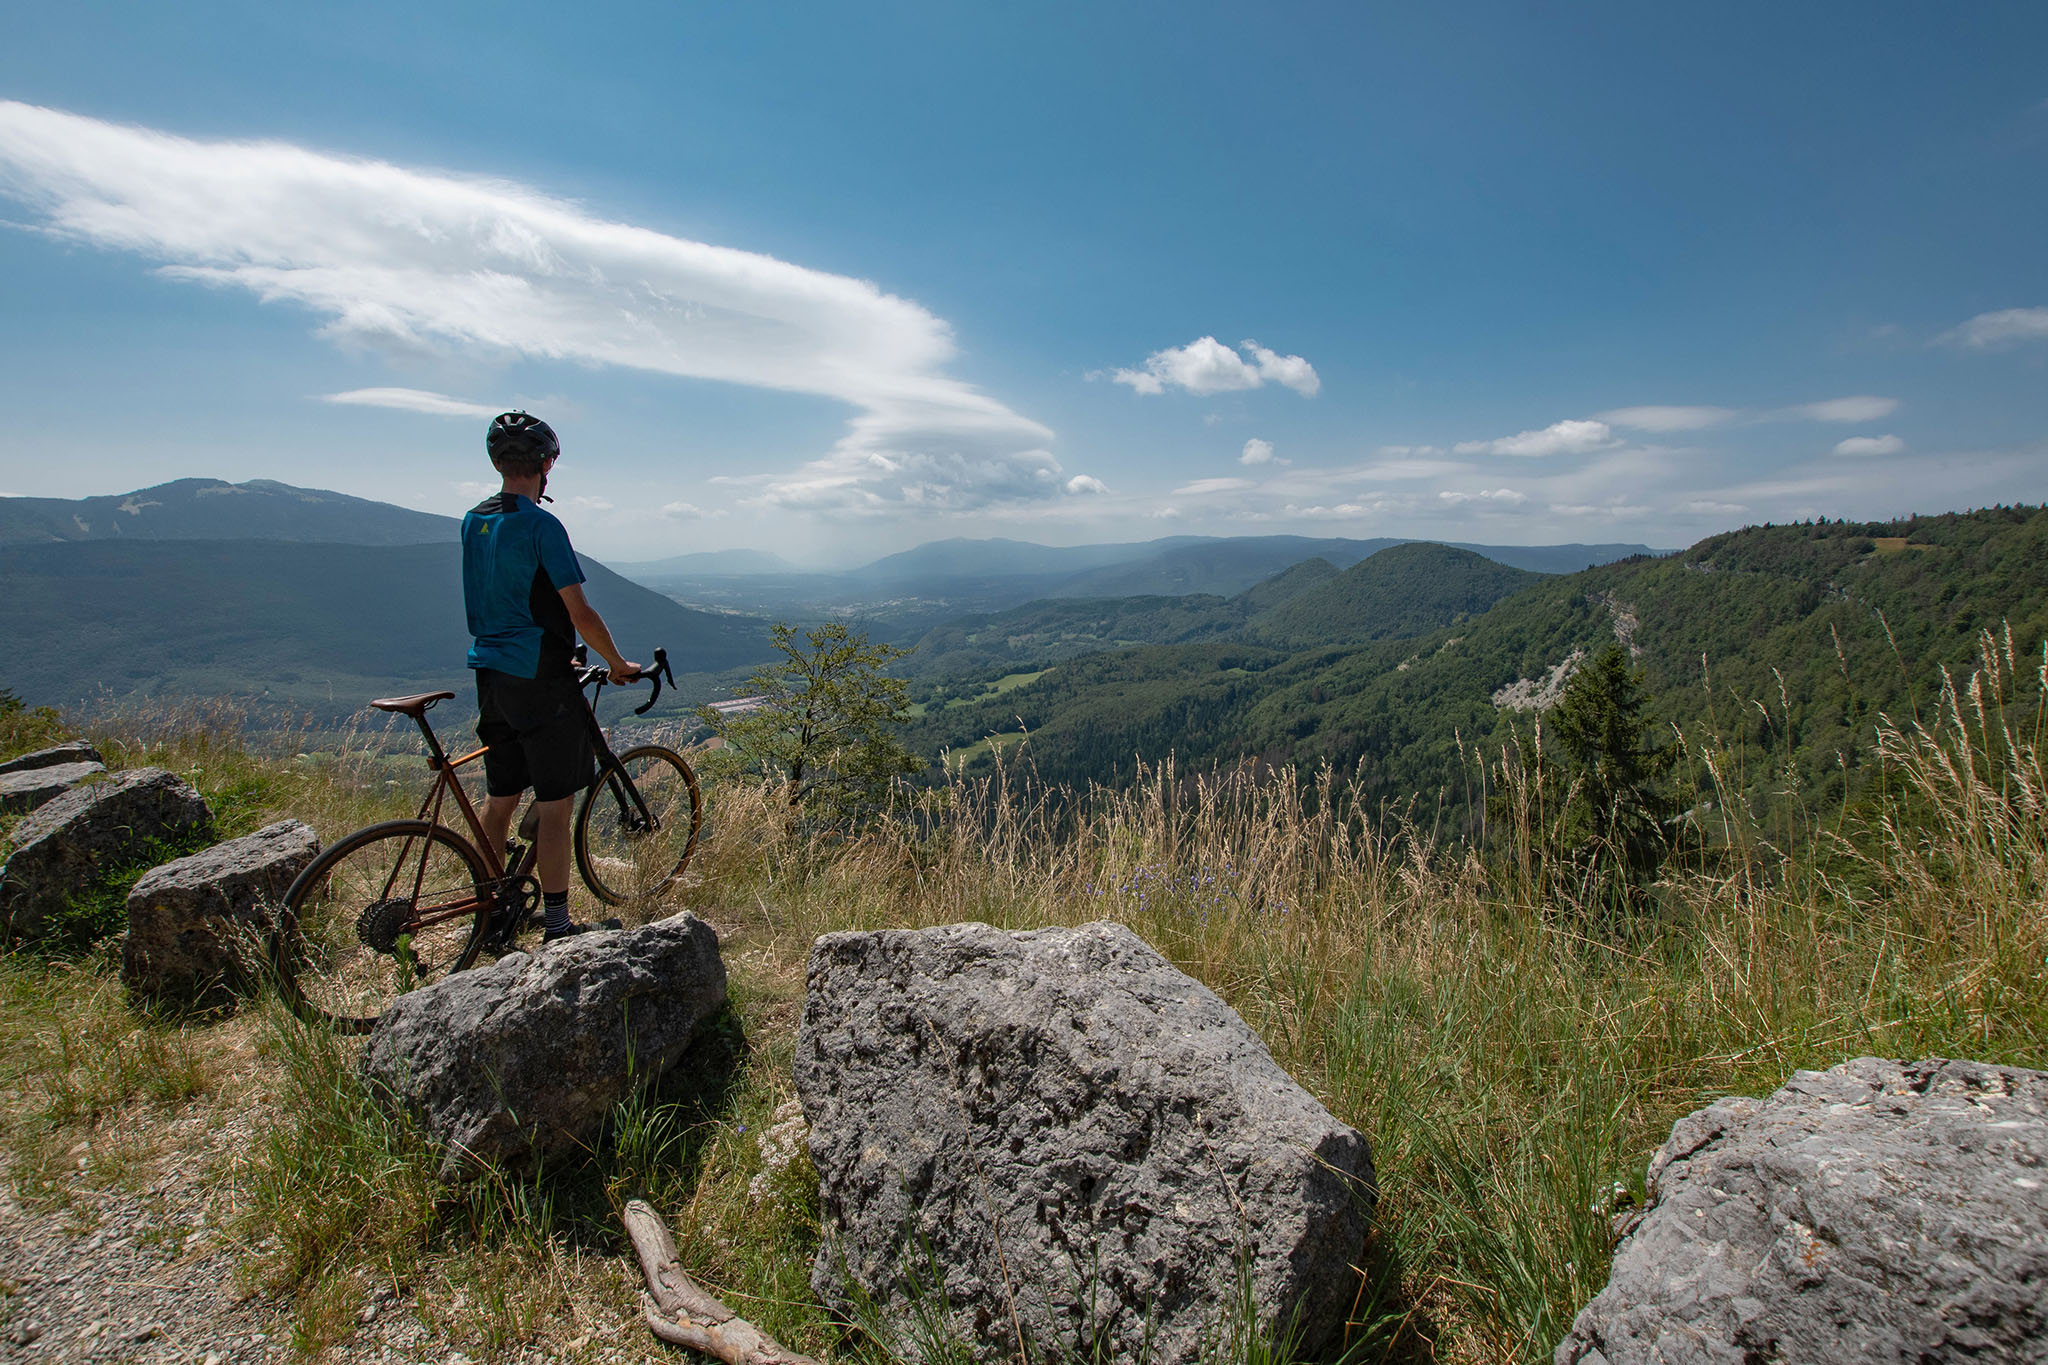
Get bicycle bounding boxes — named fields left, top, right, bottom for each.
left=271, top=648, right=703, bottom=1033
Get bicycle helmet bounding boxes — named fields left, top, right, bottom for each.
left=486, top=411, right=560, bottom=469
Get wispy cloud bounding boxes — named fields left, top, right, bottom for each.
left=1172, top=476, right=1256, bottom=496
left=0, top=100, right=1086, bottom=515
left=1437, top=487, right=1527, bottom=506
left=1109, top=336, right=1320, bottom=397
left=1597, top=405, right=1737, bottom=432
left=1833, top=434, right=1905, bottom=457
left=1785, top=395, right=1898, bottom=423
left=1938, top=306, right=2048, bottom=349
left=324, top=387, right=497, bottom=419
left=1454, top=418, right=1617, bottom=458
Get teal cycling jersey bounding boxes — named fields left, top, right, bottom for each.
left=461, top=493, right=586, bottom=679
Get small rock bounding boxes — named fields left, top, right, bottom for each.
left=121, top=819, right=320, bottom=1001
left=0, top=767, right=212, bottom=944
left=0, top=740, right=104, bottom=775
left=132, top=1322, right=164, bottom=1342
left=0, top=761, right=106, bottom=815
left=10, top=1323, right=42, bottom=1345
left=363, top=912, right=728, bottom=1179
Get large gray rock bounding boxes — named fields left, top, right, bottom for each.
left=362, top=913, right=728, bottom=1180
left=121, top=820, right=320, bottom=1001
left=0, top=767, right=212, bottom=943
left=1558, top=1057, right=2048, bottom=1364
left=797, top=921, right=1373, bottom=1365
left=0, top=760, right=107, bottom=815
left=0, top=740, right=105, bottom=775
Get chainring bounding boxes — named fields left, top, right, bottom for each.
left=483, top=875, right=543, bottom=951
left=355, top=897, right=416, bottom=955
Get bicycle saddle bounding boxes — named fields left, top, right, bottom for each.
left=369, top=690, right=456, bottom=717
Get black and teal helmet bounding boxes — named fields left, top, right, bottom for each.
left=486, top=411, right=560, bottom=467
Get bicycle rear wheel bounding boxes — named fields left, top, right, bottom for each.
left=574, top=745, right=703, bottom=907
left=272, top=820, right=492, bottom=1034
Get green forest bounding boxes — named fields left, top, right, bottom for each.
left=903, top=507, right=2048, bottom=825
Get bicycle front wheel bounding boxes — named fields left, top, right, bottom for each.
left=575, top=745, right=703, bottom=908
left=272, top=820, right=492, bottom=1034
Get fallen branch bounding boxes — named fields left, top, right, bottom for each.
left=623, top=1198, right=823, bottom=1365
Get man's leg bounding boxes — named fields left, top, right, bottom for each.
left=480, top=793, right=521, bottom=864
left=531, top=796, right=573, bottom=895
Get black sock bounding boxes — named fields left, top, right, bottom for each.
left=543, top=890, right=570, bottom=933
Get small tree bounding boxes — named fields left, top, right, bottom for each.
left=1547, top=643, right=1682, bottom=894
left=698, top=622, right=923, bottom=829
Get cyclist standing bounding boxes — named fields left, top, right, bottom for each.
left=463, top=411, right=639, bottom=941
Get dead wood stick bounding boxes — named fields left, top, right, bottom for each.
left=623, top=1198, right=823, bottom=1365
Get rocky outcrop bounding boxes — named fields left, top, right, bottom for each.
left=362, top=913, right=728, bottom=1180
left=0, top=761, right=106, bottom=815
left=1558, top=1057, right=2048, bottom=1364
left=0, top=740, right=105, bottom=775
left=796, top=921, right=1373, bottom=1365
left=0, top=768, right=212, bottom=943
left=120, top=820, right=320, bottom=1001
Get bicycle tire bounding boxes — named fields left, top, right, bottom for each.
left=271, top=819, right=493, bottom=1034
left=574, top=745, right=703, bottom=907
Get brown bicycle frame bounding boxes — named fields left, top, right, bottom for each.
left=379, top=712, right=519, bottom=936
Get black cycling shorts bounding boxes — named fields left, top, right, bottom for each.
left=474, top=668, right=596, bottom=803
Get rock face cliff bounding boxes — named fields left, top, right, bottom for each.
left=1558, top=1056, right=2048, bottom=1364
left=796, top=920, right=1373, bottom=1364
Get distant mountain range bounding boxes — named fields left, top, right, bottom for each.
left=0, top=540, right=775, bottom=715
left=0, top=478, right=460, bottom=546
left=623, top=533, right=1663, bottom=638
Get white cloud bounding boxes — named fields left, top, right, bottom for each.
left=1596, top=405, right=1737, bottom=432
left=1110, top=336, right=1320, bottom=397
left=0, top=100, right=1091, bottom=515
left=661, top=501, right=704, bottom=519
left=1684, top=499, right=1748, bottom=516
left=1938, top=306, right=2048, bottom=349
left=568, top=495, right=614, bottom=512
left=1437, top=487, right=1527, bottom=506
left=1064, top=474, right=1109, bottom=495
left=1551, top=500, right=1651, bottom=519
left=1240, top=342, right=1321, bottom=396
left=1454, top=418, right=1616, bottom=458
left=1789, top=395, right=1898, bottom=423
left=1833, top=434, right=1905, bottom=457
left=1172, top=476, right=1255, bottom=496
left=324, top=386, right=498, bottom=419
left=453, top=479, right=495, bottom=501
left=1239, top=437, right=1287, bottom=466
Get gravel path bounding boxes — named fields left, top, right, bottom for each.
left=0, top=1114, right=285, bottom=1365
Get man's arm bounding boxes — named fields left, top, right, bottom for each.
left=558, top=583, right=642, bottom=681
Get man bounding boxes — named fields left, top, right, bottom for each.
left=463, top=410, right=638, bottom=941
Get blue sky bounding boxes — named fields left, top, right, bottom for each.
left=2, top=2, right=2044, bottom=565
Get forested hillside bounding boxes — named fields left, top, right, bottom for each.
left=907, top=508, right=2048, bottom=820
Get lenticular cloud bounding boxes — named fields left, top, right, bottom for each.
left=0, top=100, right=1073, bottom=513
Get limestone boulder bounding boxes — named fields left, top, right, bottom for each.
left=0, top=740, right=105, bottom=775
left=121, top=820, right=320, bottom=1001
left=0, top=761, right=106, bottom=815
left=0, top=768, right=212, bottom=943
left=1558, top=1057, right=2048, bottom=1364
left=362, top=912, right=728, bottom=1179
left=796, top=920, right=1373, bottom=1365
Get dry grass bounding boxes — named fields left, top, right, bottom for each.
left=2, top=633, right=2043, bottom=1362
